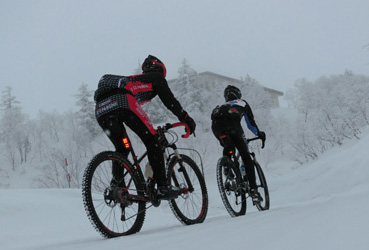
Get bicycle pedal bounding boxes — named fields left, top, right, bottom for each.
left=151, top=193, right=161, bottom=207
left=157, top=189, right=180, bottom=201
left=150, top=191, right=161, bottom=206
left=252, top=199, right=261, bottom=206
left=251, top=195, right=263, bottom=205
left=158, top=194, right=179, bottom=201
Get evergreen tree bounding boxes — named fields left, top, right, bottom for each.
left=0, top=86, right=29, bottom=168
left=1, top=86, right=19, bottom=110
left=175, top=58, right=199, bottom=105
left=174, top=59, right=213, bottom=131
left=74, top=83, right=100, bottom=138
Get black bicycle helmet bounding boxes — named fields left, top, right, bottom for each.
left=141, top=55, right=167, bottom=77
left=224, top=85, right=242, bottom=102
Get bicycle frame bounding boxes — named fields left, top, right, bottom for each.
left=226, top=137, right=262, bottom=165
left=119, top=122, right=189, bottom=169
left=116, top=122, right=194, bottom=202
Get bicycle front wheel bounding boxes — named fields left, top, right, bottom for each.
left=216, top=157, right=246, bottom=217
left=254, top=162, right=270, bottom=211
left=82, top=151, right=146, bottom=238
left=167, top=154, right=208, bottom=225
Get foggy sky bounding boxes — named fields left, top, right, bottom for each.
left=1, top=0, right=368, bottom=117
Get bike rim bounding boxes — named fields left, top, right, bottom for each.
left=254, top=165, right=269, bottom=211
left=217, top=159, right=246, bottom=216
left=87, top=157, right=143, bottom=236
left=169, top=158, right=207, bottom=222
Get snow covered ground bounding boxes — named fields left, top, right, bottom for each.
left=1, top=129, right=369, bottom=250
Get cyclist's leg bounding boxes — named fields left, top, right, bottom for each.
left=212, top=120, right=237, bottom=178
left=97, top=112, right=131, bottom=183
left=122, top=109, right=180, bottom=198
left=211, top=120, right=235, bottom=156
left=230, top=125, right=257, bottom=188
left=119, top=108, right=167, bottom=187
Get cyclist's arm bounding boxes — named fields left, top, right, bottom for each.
left=243, top=103, right=260, bottom=136
left=153, top=74, right=187, bottom=120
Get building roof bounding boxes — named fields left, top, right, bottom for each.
left=169, top=71, right=283, bottom=96
left=198, top=71, right=241, bottom=83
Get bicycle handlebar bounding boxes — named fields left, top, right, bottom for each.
left=161, top=122, right=191, bottom=138
left=247, top=136, right=265, bottom=149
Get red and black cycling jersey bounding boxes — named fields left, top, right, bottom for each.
left=94, top=72, right=186, bottom=121
left=211, top=99, right=260, bottom=135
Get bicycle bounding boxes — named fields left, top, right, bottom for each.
left=216, top=136, right=269, bottom=217
left=82, top=122, right=208, bottom=238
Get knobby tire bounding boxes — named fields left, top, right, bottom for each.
left=254, top=162, right=270, bottom=211
left=82, top=151, right=146, bottom=238
left=167, top=154, right=209, bottom=224
left=216, top=157, right=246, bottom=217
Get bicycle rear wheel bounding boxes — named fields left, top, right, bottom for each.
left=216, top=157, right=246, bottom=217
left=167, top=154, right=208, bottom=225
left=82, top=151, right=146, bottom=238
left=254, top=162, right=270, bottom=211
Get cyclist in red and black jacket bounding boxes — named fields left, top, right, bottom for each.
left=211, top=85, right=266, bottom=202
left=94, top=55, right=196, bottom=199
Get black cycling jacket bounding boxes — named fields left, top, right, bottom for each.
left=94, top=72, right=187, bottom=121
left=211, top=99, right=260, bottom=136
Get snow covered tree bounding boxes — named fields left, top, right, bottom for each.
left=38, top=110, right=63, bottom=142
left=75, top=83, right=100, bottom=138
left=0, top=86, right=29, bottom=168
left=241, top=75, right=273, bottom=128
left=174, top=58, right=200, bottom=108
left=285, top=70, right=369, bottom=162
left=1, top=86, right=19, bottom=110
left=132, top=60, right=142, bottom=75
left=173, top=58, right=214, bottom=131
left=26, top=117, right=46, bottom=162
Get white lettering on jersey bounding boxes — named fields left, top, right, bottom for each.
left=227, top=99, right=246, bottom=107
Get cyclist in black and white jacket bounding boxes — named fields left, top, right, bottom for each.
left=211, top=85, right=266, bottom=201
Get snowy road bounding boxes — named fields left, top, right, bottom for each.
left=1, top=130, right=369, bottom=250
left=1, top=184, right=368, bottom=250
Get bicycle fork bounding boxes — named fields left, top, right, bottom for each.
left=166, top=146, right=193, bottom=194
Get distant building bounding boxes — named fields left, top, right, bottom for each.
left=169, top=71, right=284, bottom=108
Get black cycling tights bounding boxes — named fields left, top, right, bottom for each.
left=97, top=109, right=167, bottom=186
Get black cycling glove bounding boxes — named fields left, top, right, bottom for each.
left=180, top=112, right=196, bottom=135
left=258, top=131, right=266, bottom=142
